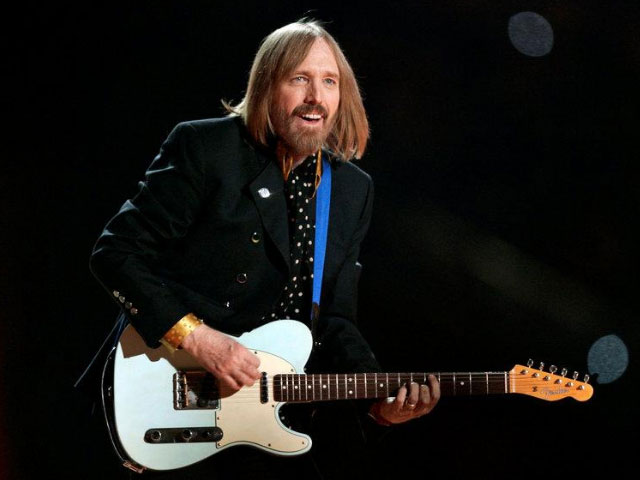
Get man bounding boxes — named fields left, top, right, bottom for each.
left=90, top=19, right=439, bottom=477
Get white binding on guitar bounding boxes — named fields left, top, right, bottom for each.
left=106, top=320, right=593, bottom=472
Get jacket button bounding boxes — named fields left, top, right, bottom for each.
left=118, top=295, right=125, bottom=303
left=251, top=232, right=261, bottom=244
left=130, top=308, right=138, bottom=315
left=125, top=302, right=132, bottom=309
left=113, top=290, right=120, bottom=297
left=236, top=273, right=248, bottom=284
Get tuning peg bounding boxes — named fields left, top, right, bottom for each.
left=539, top=362, right=545, bottom=371
left=572, top=371, right=579, bottom=380
left=561, top=368, right=568, bottom=377
left=578, top=374, right=590, bottom=391
left=549, top=365, right=557, bottom=374
left=527, top=359, right=534, bottom=368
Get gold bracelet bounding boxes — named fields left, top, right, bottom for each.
left=160, top=313, right=204, bottom=353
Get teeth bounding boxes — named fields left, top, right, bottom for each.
left=302, top=114, right=322, bottom=120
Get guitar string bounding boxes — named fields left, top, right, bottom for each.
left=181, top=376, right=588, bottom=402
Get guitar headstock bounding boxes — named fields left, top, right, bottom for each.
left=510, top=360, right=593, bottom=402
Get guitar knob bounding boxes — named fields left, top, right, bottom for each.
left=584, top=374, right=590, bottom=383
left=527, top=359, right=534, bottom=368
left=549, top=365, right=557, bottom=374
left=561, top=368, right=568, bottom=377
left=539, top=362, right=545, bottom=371
left=572, top=371, right=579, bottom=380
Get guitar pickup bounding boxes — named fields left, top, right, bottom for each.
left=173, top=371, right=220, bottom=410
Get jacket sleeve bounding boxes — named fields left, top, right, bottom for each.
left=90, top=122, right=208, bottom=347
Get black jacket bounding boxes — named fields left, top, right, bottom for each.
left=90, top=116, right=378, bottom=372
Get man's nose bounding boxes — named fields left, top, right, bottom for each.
left=304, top=79, right=323, bottom=105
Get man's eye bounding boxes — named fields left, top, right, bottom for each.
left=324, top=78, right=338, bottom=86
left=293, top=76, right=307, bottom=83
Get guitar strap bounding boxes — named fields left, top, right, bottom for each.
left=310, top=155, right=331, bottom=347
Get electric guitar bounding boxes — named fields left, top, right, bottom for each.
left=101, top=320, right=593, bottom=473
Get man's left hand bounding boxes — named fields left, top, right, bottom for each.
left=371, top=374, right=440, bottom=425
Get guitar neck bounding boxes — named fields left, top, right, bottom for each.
left=273, top=371, right=512, bottom=403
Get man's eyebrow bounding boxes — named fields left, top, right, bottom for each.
left=293, top=69, right=340, bottom=78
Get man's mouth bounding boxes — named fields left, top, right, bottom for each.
left=298, top=113, right=324, bottom=124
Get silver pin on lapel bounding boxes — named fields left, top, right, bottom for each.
left=258, top=188, right=271, bottom=198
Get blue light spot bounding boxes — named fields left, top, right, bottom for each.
left=587, top=334, right=629, bottom=384
left=508, top=12, right=554, bottom=57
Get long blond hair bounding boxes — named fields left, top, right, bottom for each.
left=224, top=20, right=369, bottom=161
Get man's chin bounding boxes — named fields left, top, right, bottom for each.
left=282, top=131, right=327, bottom=158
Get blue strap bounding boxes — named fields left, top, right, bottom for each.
left=312, top=156, right=332, bottom=308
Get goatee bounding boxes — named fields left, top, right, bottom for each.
left=272, top=104, right=333, bottom=158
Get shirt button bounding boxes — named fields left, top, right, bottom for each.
left=130, top=308, right=138, bottom=315
left=125, top=302, right=132, bottom=309
left=236, top=273, right=248, bottom=284
left=118, top=295, right=125, bottom=303
left=250, top=232, right=261, bottom=244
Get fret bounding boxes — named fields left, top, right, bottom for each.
left=374, top=373, right=378, bottom=398
left=295, top=375, right=300, bottom=401
left=485, top=372, right=489, bottom=395
left=342, top=374, right=348, bottom=399
left=453, top=373, right=456, bottom=396
left=503, top=372, right=507, bottom=394
left=386, top=373, right=389, bottom=397
left=364, top=373, right=367, bottom=399
left=312, top=374, right=316, bottom=401
left=323, top=374, right=327, bottom=400
left=469, top=373, right=472, bottom=395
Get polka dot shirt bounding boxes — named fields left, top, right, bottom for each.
left=262, top=154, right=318, bottom=324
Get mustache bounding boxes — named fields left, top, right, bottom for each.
left=291, top=104, right=328, bottom=118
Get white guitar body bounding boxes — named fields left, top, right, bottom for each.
left=110, top=320, right=313, bottom=471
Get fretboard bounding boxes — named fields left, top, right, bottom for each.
left=273, top=372, right=512, bottom=403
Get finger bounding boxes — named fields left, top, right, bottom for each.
left=418, top=383, right=431, bottom=405
left=241, top=364, right=262, bottom=381
left=413, top=384, right=432, bottom=415
left=233, top=370, right=259, bottom=388
left=221, top=375, right=242, bottom=392
left=406, top=382, right=420, bottom=407
left=246, top=349, right=261, bottom=368
left=394, top=384, right=408, bottom=410
left=429, top=374, right=441, bottom=403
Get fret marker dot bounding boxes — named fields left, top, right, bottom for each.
left=349, top=390, right=353, bottom=395
left=322, top=385, right=327, bottom=389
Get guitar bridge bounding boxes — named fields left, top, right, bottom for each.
left=173, top=370, right=220, bottom=410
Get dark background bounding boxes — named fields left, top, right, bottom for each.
left=3, top=1, right=638, bottom=478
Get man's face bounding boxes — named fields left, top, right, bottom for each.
left=271, top=38, right=341, bottom=158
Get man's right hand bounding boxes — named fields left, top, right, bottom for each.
left=180, top=324, right=261, bottom=391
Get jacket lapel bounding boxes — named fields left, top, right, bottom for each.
left=249, top=155, right=290, bottom=272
